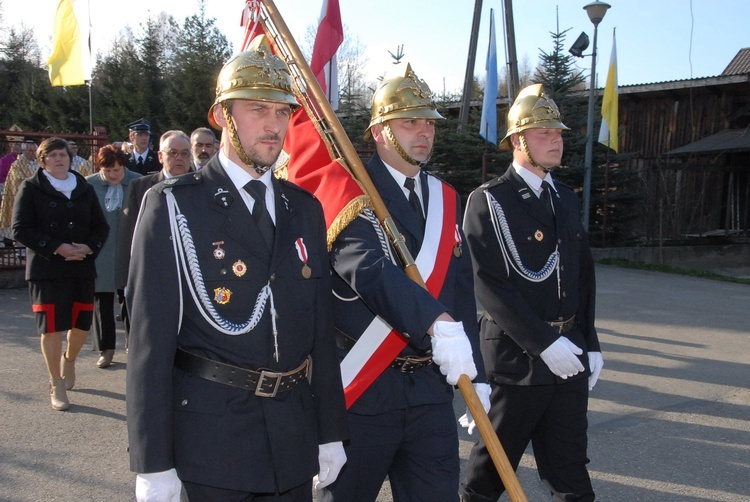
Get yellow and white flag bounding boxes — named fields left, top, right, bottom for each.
left=598, top=30, right=618, bottom=152
left=46, top=0, right=91, bottom=86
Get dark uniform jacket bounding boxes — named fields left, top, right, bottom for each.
left=330, top=151, right=485, bottom=414
left=463, top=165, right=600, bottom=386
left=115, top=170, right=164, bottom=289
left=127, top=148, right=161, bottom=176
left=125, top=157, right=348, bottom=493
left=12, top=168, right=109, bottom=281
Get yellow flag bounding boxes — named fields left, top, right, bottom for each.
left=598, top=31, right=618, bottom=153
left=46, top=0, right=91, bottom=86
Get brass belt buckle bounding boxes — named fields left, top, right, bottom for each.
left=255, top=370, right=282, bottom=397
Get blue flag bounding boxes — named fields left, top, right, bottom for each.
left=480, top=9, right=498, bottom=145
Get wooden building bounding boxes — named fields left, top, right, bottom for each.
left=615, top=49, right=750, bottom=244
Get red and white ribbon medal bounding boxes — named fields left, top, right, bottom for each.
left=295, top=237, right=312, bottom=279
left=453, top=225, right=462, bottom=257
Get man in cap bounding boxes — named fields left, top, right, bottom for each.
left=125, top=36, right=348, bottom=501
left=460, top=84, right=603, bottom=502
left=317, top=64, right=485, bottom=502
left=190, top=127, right=217, bottom=170
left=125, top=119, right=160, bottom=175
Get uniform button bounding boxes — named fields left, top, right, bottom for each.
left=68, top=221, right=75, bottom=229
left=558, top=316, right=564, bottom=321
left=49, top=201, right=57, bottom=208
left=558, top=239, right=562, bottom=244
left=560, top=265, right=564, bottom=272
left=562, top=291, right=567, bottom=298
left=38, top=240, right=46, bottom=247
left=270, top=273, right=276, bottom=281
left=181, top=399, right=188, bottom=406
left=527, top=236, right=532, bottom=241
left=66, top=201, right=74, bottom=208
left=220, top=268, right=227, bottom=275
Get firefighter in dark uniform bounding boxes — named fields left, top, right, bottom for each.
left=318, top=64, right=485, bottom=502
left=460, top=84, right=604, bottom=502
left=126, top=119, right=161, bottom=175
left=125, top=36, right=348, bottom=501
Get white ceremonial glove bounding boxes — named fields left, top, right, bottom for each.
left=458, top=382, right=491, bottom=435
left=313, top=441, right=347, bottom=490
left=588, top=351, right=604, bottom=390
left=135, top=468, right=182, bottom=502
left=431, top=321, right=478, bottom=385
left=540, top=337, right=584, bottom=379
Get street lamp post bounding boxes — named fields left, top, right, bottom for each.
left=581, top=1, right=610, bottom=231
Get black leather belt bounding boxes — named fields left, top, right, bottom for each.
left=174, top=348, right=309, bottom=397
left=390, top=355, right=433, bottom=373
left=486, top=314, right=576, bottom=334
left=337, top=330, right=432, bottom=373
left=548, top=316, right=576, bottom=333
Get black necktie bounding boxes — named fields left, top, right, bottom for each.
left=540, top=180, right=555, bottom=220
left=404, top=177, right=425, bottom=229
left=244, top=180, right=275, bottom=250
left=136, top=156, right=144, bottom=171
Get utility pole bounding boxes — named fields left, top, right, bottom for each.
left=459, top=0, right=483, bottom=128
left=503, top=0, right=520, bottom=100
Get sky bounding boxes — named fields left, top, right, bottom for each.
left=2, top=0, right=749, bottom=95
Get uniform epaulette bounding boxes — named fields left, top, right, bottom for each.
left=152, top=171, right=204, bottom=193
left=552, top=178, right=574, bottom=192
left=279, top=177, right=316, bottom=199
left=480, top=176, right=506, bottom=190
left=424, top=171, right=459, bottom=193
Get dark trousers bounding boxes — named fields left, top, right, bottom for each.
left=317, top=401, right=459, bottom=502
left=460, top=379, right=594, bottom=502
left=92, top=292, right=116, bottom=351
left=182, top=479, right=312, bottom=501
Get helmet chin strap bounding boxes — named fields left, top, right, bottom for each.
left=384, top=122, right=430, bottom=169
left=222, top=103, right=272, bottom=175
left=519, top=133, right=552, bottom=174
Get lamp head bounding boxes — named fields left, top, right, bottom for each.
left=569, top=32, right=590, bottom=58
left=583, top=1, right=611, bottom=26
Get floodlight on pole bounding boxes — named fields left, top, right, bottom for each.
left=581, top=0, right=610, bottom=231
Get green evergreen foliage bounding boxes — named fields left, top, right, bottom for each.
left=532, top=27, right=641, bottom=246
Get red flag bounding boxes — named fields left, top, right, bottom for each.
left=310, top=0, right=343, bottom=110
left=239, top=1, right=262, bottom=52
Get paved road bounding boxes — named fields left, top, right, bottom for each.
left=0, top=264, right=748, bottom=501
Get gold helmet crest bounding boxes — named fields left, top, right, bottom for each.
left=499, top=84, right=569, bottom=150
left=208, top=35, right=297, bottom=129
left=365, top=63, right=444, bottom=137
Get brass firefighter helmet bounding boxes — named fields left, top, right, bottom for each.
left=499, top=83, right=569, bottom=150
left=365, top=63, right=444, bottom=137
left=207, top=35, right=297, bottom=129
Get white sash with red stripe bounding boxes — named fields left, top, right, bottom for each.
left=340, top=175, right=458, bottom=408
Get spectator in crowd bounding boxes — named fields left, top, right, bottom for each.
left=67, top=140, right=90, bottom=175
left=86, top=145, right=141, bottom=368
left=190, top=127, right=217, bottom=170
left=0, top=140, right=38, bottom=238
left=0, top=126, right=24, bottom=189
left=12, top=137, right=109, bottom=411
left=125, top=119, right=160, bottom=175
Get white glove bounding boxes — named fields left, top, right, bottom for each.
left=135, top=468, right=182, bottom=502
left=588, top=351, right=604, bottom=390
left=540, top=337, right=584, bottom=379
left=431, top=321, right=477, bottom=385
left=313, top=441, right=347, bottom=490
left=458, top=383, right=491, bottom=435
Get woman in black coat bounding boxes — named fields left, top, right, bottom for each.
left=12, top=137, right=109, bottom=411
